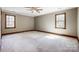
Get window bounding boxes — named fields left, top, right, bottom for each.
left=5, top=14, right=16, bottom=28
left=55, top=13, right=66, bottom=29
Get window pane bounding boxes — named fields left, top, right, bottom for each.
left=55, top=13, right=66, bottom=29
left=56, top=22, right=64, bottom=28
left=6, top=15, right=15, bottom=28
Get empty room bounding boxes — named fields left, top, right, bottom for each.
left=0, top=7, right=79, bottom=52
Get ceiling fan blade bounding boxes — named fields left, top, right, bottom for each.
left=25, top=7, right=32, bottom=8
left=36, top=10, right=40, bottom=13
left=38, top=9, right=43, bottom=10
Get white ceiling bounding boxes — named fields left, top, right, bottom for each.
left=1, top=7, right=75, bottom=17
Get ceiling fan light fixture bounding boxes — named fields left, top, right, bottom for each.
left=25, top=7, right=42, bottom=13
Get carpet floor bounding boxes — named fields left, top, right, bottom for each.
left=0, top=31, right=79, bottom=52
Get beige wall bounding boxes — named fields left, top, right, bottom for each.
left=35, top=8, right=77, bottom=36
left=0, top=9, right=1, bottom=38
left=0, top=9, right=1, bottom=48
left=77, top=8, right=79, bottom=39
left=2, top=12, right=34, bottom=34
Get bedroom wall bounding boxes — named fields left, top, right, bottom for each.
left=0, top=9, right=1, bottom=38
left=0, top=9, right=1, bottom=49
left=2, top=12, right=34, bottom=34
left=77, top=8, right=79, bottom=39
left=35, top=8, right=77, bottom=37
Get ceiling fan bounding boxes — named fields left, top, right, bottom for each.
left=25, top=7, right=43, bottom=13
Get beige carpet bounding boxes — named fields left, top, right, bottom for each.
left=1, top=31, right=79, bottom=52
